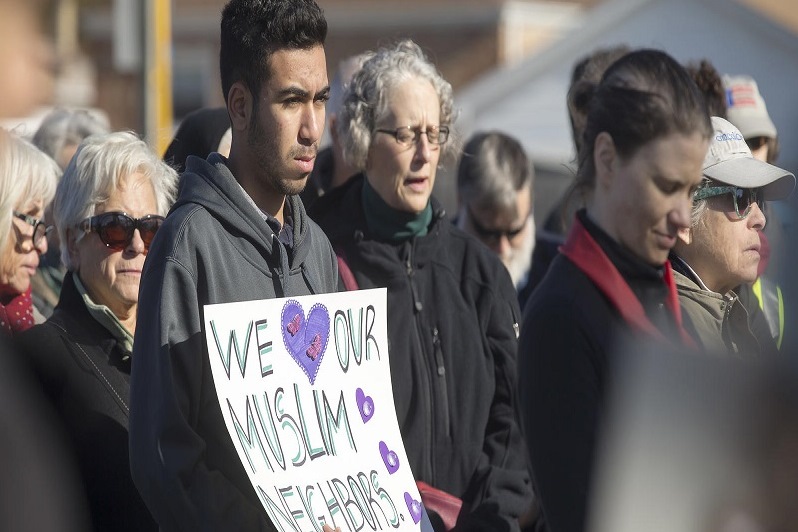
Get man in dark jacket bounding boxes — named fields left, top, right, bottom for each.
left=128, top=1, right=338, bottom=531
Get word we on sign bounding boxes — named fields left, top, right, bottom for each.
left=204, top=288, right=431, bottom=531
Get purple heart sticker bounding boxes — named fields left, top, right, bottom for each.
left=379, top=441, right=400, bottom=474
left=281, top=301, right=330, bottom=384
left=356, top=388, right=375, bottom=423
left=404, top=492, right=422, bottom=524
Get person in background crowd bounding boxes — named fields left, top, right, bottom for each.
left=723, top=74, right=787, bottom=349
left=0, top=0, right=54, bottom=118
left=29, top=107, right=111, bottom=318
left=129, top=1, right=339, bottom=530
left=527, top=45, right=632, bottom=300
left=162, top=106, right=231, bottom=173
left=685, top=59, right=727, bottom=118
left=309, top=39, right=534, bottom=531
left=0, top=129, right=59, bottom=335
left=518, top=49, right=712, bottom=532
left=724, top=75, right=779, bottom=165
left=671, top=117, right=794, bottom=356
left=16, top=131, right=178, bottom=532
left=302, top=52, right=368, bottom=207
left=32, top=108, right=111, bottom=169
left=455, top=130, right=536, bottom=297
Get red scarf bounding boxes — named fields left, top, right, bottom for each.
left=560, top=217, right=695, bottom=347
left=0, top=286, right=36, bottom=336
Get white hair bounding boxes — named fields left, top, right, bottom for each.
left=31, top=108, right=110, bottom=169
left=54, top=131, right=179, bottom=270
left=0, top=129, right=60, bottom=253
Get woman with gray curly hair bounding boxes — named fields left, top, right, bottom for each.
left=16, top=131, right=178, bottom=532
left=309, top=40, right=533, bottom=530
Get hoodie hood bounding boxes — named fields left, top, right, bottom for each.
left=177, top=153, right=314, bottom=271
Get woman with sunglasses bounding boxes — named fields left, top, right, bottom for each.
left=16, top=131, right=178, bottom=532
left=671, top=117, right=794, bottom=356
left=518, top=49, right=713, bottom=532
left=0, top=129, right=59, bottom=336
left=309, top=40, right=534, bottom=530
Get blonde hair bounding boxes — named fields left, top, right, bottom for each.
left=0, top=129, right=60, bottom=252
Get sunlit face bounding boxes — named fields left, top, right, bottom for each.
left=69, top=172, right=157, bottom=319
left=459, top=185, right=535, bottom=285
left=0, top=199, right=47, bottom=298
left=677, top=198, right=766, bottom=295
left=366, top=78, right=442, bottom=214
left=593, top=132, right=708, bottom=266
left=248, top=45, right=329, bottom=196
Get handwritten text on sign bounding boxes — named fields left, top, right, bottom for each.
left=204, top=288, right=426, bottom=531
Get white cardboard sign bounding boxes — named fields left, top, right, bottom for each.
left=204, top=288, right=430, bottom=531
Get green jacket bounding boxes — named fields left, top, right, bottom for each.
left=672, top=268, right=761, bottom=356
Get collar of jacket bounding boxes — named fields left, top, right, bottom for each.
left=72, top=272, right=133, bottom=355
left=560, top=215, right=695, bottom=347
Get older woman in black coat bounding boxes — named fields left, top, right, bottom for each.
left=17, top=131, right=178, bottom=532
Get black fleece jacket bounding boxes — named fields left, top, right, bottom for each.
left=310, top=174, right=533, bottom=531
left=16, top=273, right=157, bottom=532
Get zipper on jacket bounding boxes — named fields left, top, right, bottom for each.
left=432, top=326, right=450, bottom=437
left=274, top=234, right=289, bottom=297
left=405, top=240, right=436, bottom=481
left=405, top=244, right=423, bottom=314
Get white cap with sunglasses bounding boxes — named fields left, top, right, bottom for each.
left=702, top=116, right=795, bottom=200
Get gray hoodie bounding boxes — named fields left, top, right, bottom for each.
left=130, top=153, right=338, bottom=532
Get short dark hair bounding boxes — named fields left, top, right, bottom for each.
left=219, top=0, right=327, bottom=103
left=573, top=49, right=712, bottom=195
left=457, top=131, right=533, bottom=213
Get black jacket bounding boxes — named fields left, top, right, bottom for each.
left=518, top=211, right=685, bottom=532
left=16, top=273, right=157, bottom=532
left=310, top=175, right=533, bottom=531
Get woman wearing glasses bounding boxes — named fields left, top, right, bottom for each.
left=17, top=131, right=177, bottom=532
left=309, top=40, right=534, bottom=530
left=671, top=117, right=794, bottom=355
left=0, top=130, right=59, bottom=335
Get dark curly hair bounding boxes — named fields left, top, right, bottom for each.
left=219, top=0, right=327, bottom=104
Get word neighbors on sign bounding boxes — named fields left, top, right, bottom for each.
left=204, top=288, right=431, bottom=531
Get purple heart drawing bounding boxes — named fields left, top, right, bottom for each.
left=356, top=388, right=375, bottom=423
left=281, top=300, right=330, bottom=385
left=404, top=492, right=422, bottom=524
left=379, top=441, right=400, bottom=474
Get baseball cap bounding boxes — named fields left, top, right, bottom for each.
left=722, top=74, right=777, bottom=139
left=702, top=116, right=794, bottom=200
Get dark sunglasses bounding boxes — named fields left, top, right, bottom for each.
left=693, top=183, right=764, bottom=220
left=466, top=205, right=527, bottom=245
left=79, top=211, right=164, bottom=251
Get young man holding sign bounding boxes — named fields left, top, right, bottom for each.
left=129, top=1, right=339, bottom=530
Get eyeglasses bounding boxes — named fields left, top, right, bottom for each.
left=13, top=211, right=52, bottom=247
left=466, top=205, right=528, bottom=245
left=79, top=212, right=164, bottom=251
left=375, top=125, right=450, bottom=146
left=693, top=183, right=764, bottom=219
